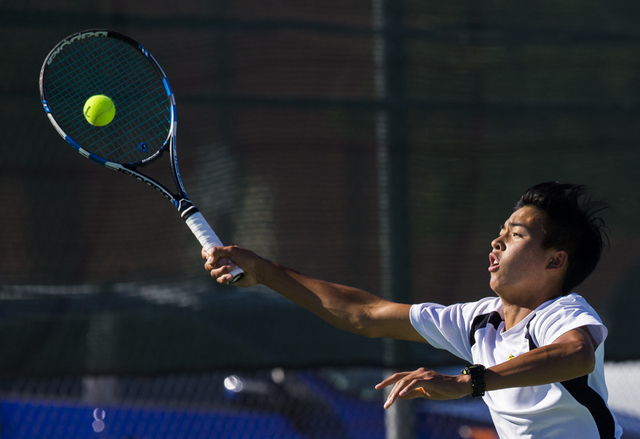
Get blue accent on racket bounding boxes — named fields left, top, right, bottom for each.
left=40, top=30, right=171, bottom=167
left=163, top=78, right=172, bottom=97
left=65, top=135, right=82, bottom=151
left=88, top=153, right=108, bottom=166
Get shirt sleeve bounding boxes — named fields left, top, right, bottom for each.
left=410, top=298, right=499, bottom=363
left=529, top=293, right=607, bottom=348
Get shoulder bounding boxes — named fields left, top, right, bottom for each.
left=409, top=296, right=502, bottom=362
left=551, top=292, right=593, bottom=307
left=530, top=293, right=606, bottom=346
left=536, top=293, right=601, bottom=321
left=411, top=296, right=503, bottom=330
left=411, top=296, right=502, bottom=317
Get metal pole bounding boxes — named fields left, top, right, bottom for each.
left=373, top=1, right=415, bottom=438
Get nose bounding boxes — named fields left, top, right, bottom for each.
left=491, top=235, right=505, bottom=251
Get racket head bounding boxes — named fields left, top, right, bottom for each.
left=40, top=30, right=175, bottom=167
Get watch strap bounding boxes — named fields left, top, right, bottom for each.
left=462, top=364, right=486, bottom=398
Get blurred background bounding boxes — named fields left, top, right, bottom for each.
left=2, top=0, right=640, bottom=437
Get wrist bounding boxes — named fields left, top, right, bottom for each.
left=458, top=372, right=473, bottom=396
left=254, top=257, right=279, bottom=285
left=461, top=364, right=486, bottom=398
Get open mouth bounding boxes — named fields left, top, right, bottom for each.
left=488, top=253, right=500, bottom=272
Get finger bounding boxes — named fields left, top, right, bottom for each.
left=210, top=245, right=235, bottom=259
left=210, top=263, right=237, bottom=283
left=205, top=246, right=235, bottom=267
left=400, top=378, right=432, bottom=397
left=375, top=372, right=409, bottom=389
left=399, top=379, right=419, bottom=397
left=397, top=387, right=428, bottom=401
left=384, top=391, right=395, bottom=409
left=418, top=388, right=449, bottom=400
left=209, top=260, right=236, bottom=275
left=204, top=256, right=215, bottom=271
left=384, top=388, right=401, bottom=409
left=383, top=379, right=410, bottom=409
left=386, top=382, right=438, bottom=407
left=203, top=246, right=220, bottom=271
left=217, top=273, right=234, bottom=284
left=204, top=254, right=231, bottom=271
left=399, top=383, right=450, bottom=401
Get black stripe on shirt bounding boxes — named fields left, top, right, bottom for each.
left=524, top=314, right=537, bottom=351
left=560, top=375, right=616, bottom=439
left=527, top=329, right=616, bottom=438
left=469, top=311, right=503, bottom=347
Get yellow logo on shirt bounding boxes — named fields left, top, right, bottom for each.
left=508, top=354, right=515, bottom=360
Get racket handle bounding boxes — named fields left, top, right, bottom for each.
left=185, top=212, right=244, bottom=283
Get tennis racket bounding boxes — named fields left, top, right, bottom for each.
left=39, top=29, right=244, bottom=283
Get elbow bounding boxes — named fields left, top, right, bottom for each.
left=571, top=341, right=596, bottom=375
left=351, top=315, right=382, bottom=339
left=329, top=308, right=380, bottom=338
left=340, top=304, right=384, bottom=338
left=356, top=318, right=402, bottom=339
left=360, top=326, right=384, bottom=339
left=583, top=348, right=596, bottom=375
left=351, top=313, right=391, bottom=339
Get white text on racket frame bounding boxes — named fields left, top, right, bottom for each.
left=118, top=167, right=174, bottom=202
left=48, top=31, right=108, bottom=65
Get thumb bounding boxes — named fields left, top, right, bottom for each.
left=210, top=245, right=235, bottom=259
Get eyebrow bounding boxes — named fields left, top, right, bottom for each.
left=500, top=222, right=532, bottom=232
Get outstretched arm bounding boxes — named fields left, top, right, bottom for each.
left=377, top=326, right=597, bottom=408
left=203, top=245, right=426, bottom=342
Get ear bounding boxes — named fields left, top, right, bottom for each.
left=547, top=251, right=568, bottom=271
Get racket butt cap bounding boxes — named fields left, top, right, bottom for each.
left=230, top=272, right=244, bottom=284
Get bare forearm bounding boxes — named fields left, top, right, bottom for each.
left=205, top=245, right=421, bottom=341
left=486, top=331, right=596, bottom=391
left=257, top=261, right=384, bottom=336
left=376, top=328, right=597, bottom=407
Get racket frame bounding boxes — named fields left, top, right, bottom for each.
left=39, top=29, right=243, bottom=282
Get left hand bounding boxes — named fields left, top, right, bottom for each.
left=375, top=367, right=471, bottom=409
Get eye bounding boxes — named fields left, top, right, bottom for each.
left=512, top=232, right=522, bottom=238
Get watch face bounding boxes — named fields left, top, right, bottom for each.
left=464, top=365, right=485, bottom=375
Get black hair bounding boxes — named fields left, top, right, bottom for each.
left=514, top=182, right=609, bottom=294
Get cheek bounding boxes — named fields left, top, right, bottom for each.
left=513, top=247, right=549, bottom=272
left=501, top=248, right=541, bottom=275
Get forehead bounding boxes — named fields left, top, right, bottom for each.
left=505, top=206, right=546, bottom=231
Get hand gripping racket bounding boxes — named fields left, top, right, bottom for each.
left=39, top=29, right=244, bottom=283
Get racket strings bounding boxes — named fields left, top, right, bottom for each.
left=43, top=35, right=172, bottom=165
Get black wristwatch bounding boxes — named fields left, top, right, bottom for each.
left=462, top=364, right=486, bottom=398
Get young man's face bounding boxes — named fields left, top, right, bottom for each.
left=489, top=206, right=563, bottom=302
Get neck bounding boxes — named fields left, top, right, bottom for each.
left=501, top=302, right=536, bottom=330
left=498, top=288, right=563, bottom=330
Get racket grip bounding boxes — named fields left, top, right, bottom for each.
left=185, top=212, right=244, bottom=283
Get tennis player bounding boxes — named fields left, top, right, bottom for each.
left=203, top=182, right=622, bottom=439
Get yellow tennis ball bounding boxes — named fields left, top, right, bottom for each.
left=83, top=95, right=116, bottom=126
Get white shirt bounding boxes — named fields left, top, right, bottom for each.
left=410, top=293, right=623, bottom=439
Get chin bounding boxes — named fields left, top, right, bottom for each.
left=489, top=282, right=507, bottom=299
